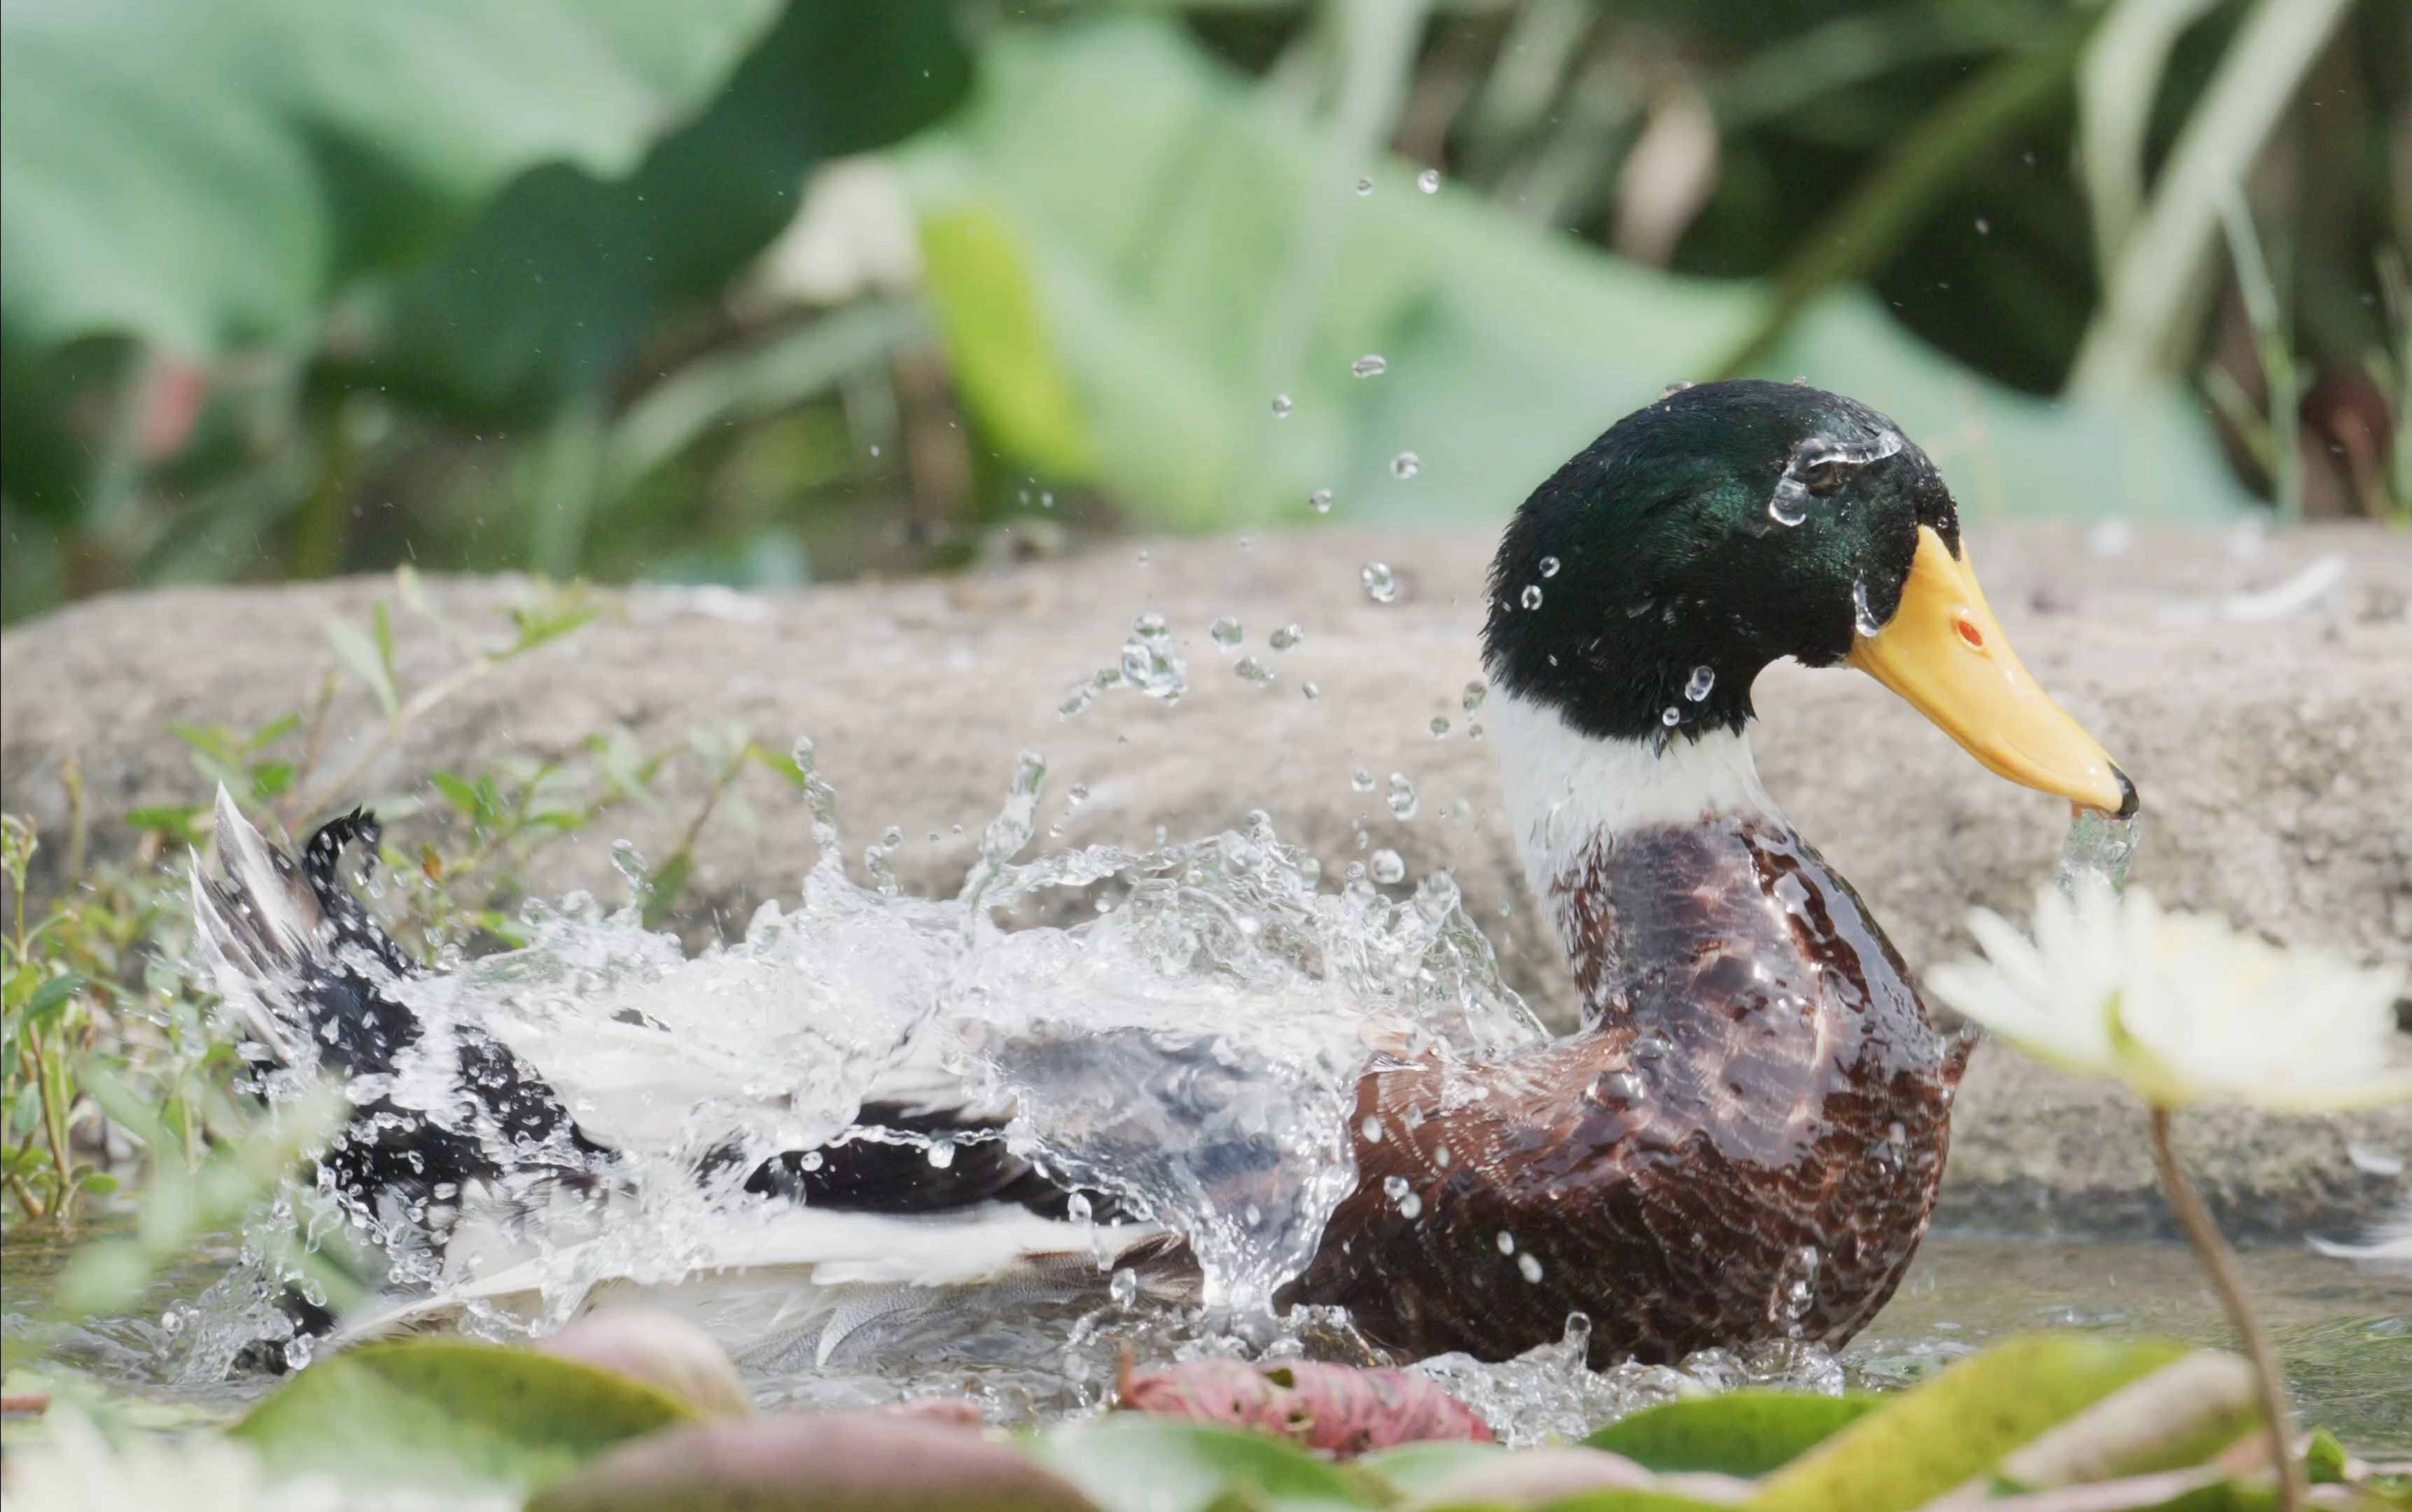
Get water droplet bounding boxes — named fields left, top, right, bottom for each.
left=1587, top=1070, right=1645, bottom=1106
left=1417, top=168, right=1441, bottom=193
left=1234, top=654, right=1274, bottom=687
left=1390, top=451, right=1420, bottom=479
left=1852, top=582, right=1882, bottom=638
left=1245, top=1203, right=1262, bottom=1226
left=1661, top=706, right=1682, bottom=727
left=1974, top=216, right=1991, bottom=234
left=1352, top=767, right=1376, bottom=793
left=1370, top=849, right=1407, bottom=884
left=1397, top=1189, right=1423, bottom=1219
left=1302, top=681, right=1320, bottom=701
left=1352, top=354, right=1388, bottom=377
left=1661, top=379, right=1694, bottom=397
left=1355, top=176, right=1374, bottom=196
left=1433, top=1144, right=1452, bottom=1168
left=1133, top=611, right=1169, bottom=640
left=1270, top=393, right=1292, bottom=418
left=1467, top=723, right=1483, bottom=741
left=1539, top=556, right=1561, bottom=578
left=1461, top=680, right=1487, bottom=713
left=1518, top=1252, right=1545, bottom=1283
left=1309, top=488, right=1334, bottom=514
left=927, top=1139, right=956, bottom=1169
left=1429, top=716, right=1451, bottom=738
left=1066, top=1191, right=1093, bottom=1224
left=1520, top=584, right=1543, bottom=610
left=879, top=824, right=905, bottom=850
left=1360, top=562, right=1398, bottom=603
left=1109, top=1266, right=1140, bottom=1307
left=1386, top=774, right=1419, bottom=820
left=1362, top=1116, right=1386, bottom=1142
left=1208, top=615, right=1243, bottom=650
left=1270, top=624, right=1304, bottom=652
left=1496, top=1231, right=1516, bottom=1254
left=798, top=1149, right=825, bottom=1171
left=1685, top=665, right=1715, bottom=701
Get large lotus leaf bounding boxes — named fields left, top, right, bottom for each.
left=228, top=1338, right=695, bottom=1498
left=0, top=0, right=778, bottom=356
left=1584, top=1393, right=1886, bottom=1477
left=1747, top=1334, right=2189, bottom=1512
left=901, top=18, right=2252, bottom=531
left=345, top=0, right=970, bottom=419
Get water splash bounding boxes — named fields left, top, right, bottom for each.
left=1411, top=1315, right=1848, bottom=1448
left=200, top=746, right=1544, bottom=1361
left=2053, top=808, right=2141, bottom=899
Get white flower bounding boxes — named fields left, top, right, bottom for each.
left=1928, top=880, right=2412, bottom=1112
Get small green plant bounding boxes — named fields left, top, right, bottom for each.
left=2, top=571, right=807, bottom=1274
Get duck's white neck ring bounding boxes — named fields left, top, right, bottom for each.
left=1486, top=687, right=1783, bottom=904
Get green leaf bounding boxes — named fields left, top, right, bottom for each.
left=343, top=0, right=970, bottom=419
left=372, top=600, right=396, bottom=687
left=78, top=1170, right=121, bottom=1195
left=639, top=851, right=692, bottom=931
left=1024, top=1416, right=1379, bottom=1512
left=22, top=972, right=87, bottom=1026
left=905, top=18, right=2252, bottom=531
left=428, top=771, right=484, bottom=819
left=328, top=617, right=401, bottom=720
left=1749, top=1335, right=2189, bottom=1512
left=230, top=1338, right=697, bottom=1498
left=1585, top=1393, right=1885, bottom=1477
left=1354, top=1440, right=1504, bottom=1498
left=2303, top=1427, right=2348, bottom=1485
left=1, top=0, right=781, bottom=356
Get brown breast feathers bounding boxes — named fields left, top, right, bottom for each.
left=1284, top=816, right=1963, bottom=1366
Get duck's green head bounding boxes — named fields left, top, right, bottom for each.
left=1486, top=379, right=2135, bottom=817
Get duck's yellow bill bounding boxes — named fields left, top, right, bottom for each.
left=1848, top=526, right=2136, bottom=818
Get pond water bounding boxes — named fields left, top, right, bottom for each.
left=8, top=1229, right=2404, bottom=1452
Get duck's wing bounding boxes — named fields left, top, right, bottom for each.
left=342, top=1203, right=1194, bottom=1364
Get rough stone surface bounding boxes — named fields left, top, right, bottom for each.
left=4, top=522, right=2408, bottom=1239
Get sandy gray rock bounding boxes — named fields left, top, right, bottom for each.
left=4, top=522, right=2408, bottom=1239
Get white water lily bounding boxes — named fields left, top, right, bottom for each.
left=1929, top=880, right=2412, bottom=1112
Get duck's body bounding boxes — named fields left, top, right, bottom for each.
left=1290, top=733, right=1961, bottom=1364
left=197, top=380, right=2131, bottom=1370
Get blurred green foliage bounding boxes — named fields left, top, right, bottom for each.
left=2, top=0, right=2405, bottom=624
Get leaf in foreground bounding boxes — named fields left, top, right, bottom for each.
left=230, top=1338, right=695, bottom=1497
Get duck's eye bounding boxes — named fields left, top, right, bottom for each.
left=1800, top=458, right=1851, bottom=496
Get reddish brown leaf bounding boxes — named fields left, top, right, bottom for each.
left=1115, top=1353, right=1493, bottom=1457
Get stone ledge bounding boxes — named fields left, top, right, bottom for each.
left=4, top=521, right=2407, bottom=1238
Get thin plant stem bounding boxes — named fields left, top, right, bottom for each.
left=2146, top=1105, right=2303, bottom=1512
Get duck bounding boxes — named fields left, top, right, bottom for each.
left=194, top=379, right=2134, bottom=1370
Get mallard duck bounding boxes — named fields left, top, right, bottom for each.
left=197, top=379, right=2131, bottom=1368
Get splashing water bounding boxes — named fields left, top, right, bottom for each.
left=2054, top=807, right=2142, bottom=898
left=1411, top=1315, right=1848, bottom=1448
left=188, top=743, right=1544, bottom=1388
left=1061, top=612, right=1190, bottom=716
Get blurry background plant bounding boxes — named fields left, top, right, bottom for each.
left=3, top=0, right=2404, bottom=625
